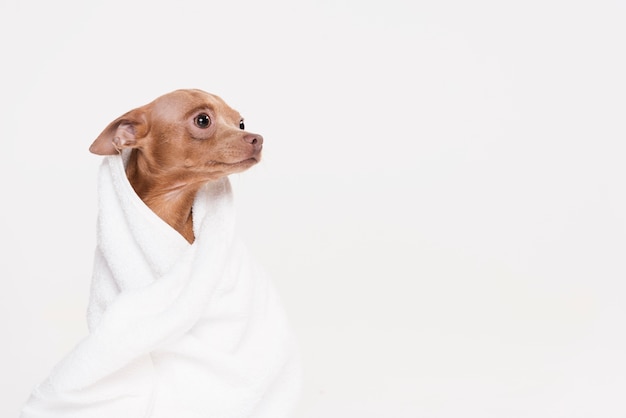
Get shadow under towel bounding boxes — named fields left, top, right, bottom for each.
left=20, top=152, right=301, bottom=418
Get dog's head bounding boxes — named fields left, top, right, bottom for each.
left=89, top=89, right=263, bottom=180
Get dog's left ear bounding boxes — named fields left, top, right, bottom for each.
left=89, top=108, right=149, bottom=155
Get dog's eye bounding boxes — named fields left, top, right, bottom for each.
left=239, top=120, right=245, bottom=130
left=194, top=113, right=211, bottom=129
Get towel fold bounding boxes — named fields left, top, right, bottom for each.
left=21, top=152, right=301, bottom=417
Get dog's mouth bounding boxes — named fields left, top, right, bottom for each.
left=232, top=157, right=259, bottom=167
left=230, top=156, right=259, bottom=165
left=206, top=157, right=259, bottom=168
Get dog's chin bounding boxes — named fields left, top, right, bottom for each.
left=230, top=156, right=260, bottom=167
left=205, top=156, right=259, bottom=174
left=231, top=157, right=259, bottom=171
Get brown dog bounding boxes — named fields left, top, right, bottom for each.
left=89, top=89, right=263, bottom=243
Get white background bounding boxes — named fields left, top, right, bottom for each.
left=1, top=0, right=625, bottom=417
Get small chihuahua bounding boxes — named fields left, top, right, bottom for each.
left=19, top=89, right=300, bottom=417
left=89, top=89, right=263, bottom=243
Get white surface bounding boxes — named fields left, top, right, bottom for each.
left=1, top=1, right=625, bottom=417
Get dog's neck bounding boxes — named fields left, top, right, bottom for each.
left=125, top=150, right=199, bottom=244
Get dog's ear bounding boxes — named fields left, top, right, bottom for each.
left=89, top=108, right=149, bottom=155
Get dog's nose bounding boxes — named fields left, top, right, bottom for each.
left=244, top=133, right=263, bottom=151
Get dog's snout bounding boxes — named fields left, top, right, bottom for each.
left=244, top=134, right=263, bottom=150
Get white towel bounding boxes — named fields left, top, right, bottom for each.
left=21, top=152, right=301, bottom=418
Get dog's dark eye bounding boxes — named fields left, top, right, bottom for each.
left=194, top=113, right=211, bottom=128
left=239, top=120, right=245, bottom=130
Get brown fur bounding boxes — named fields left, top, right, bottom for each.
left=89, top=89, right=263, bottom=243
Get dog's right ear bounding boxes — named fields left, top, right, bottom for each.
left=89, top=108, right=148, bottom=155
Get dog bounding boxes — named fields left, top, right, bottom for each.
left=20, top=89, right=300, bottom=417
left=89, top=88, right=263, bottom=243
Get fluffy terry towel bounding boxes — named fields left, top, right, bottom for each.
left=21, top=152, right=301, bottom=418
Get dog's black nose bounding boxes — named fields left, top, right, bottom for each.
left=244, top=133, right=263, bottom=151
